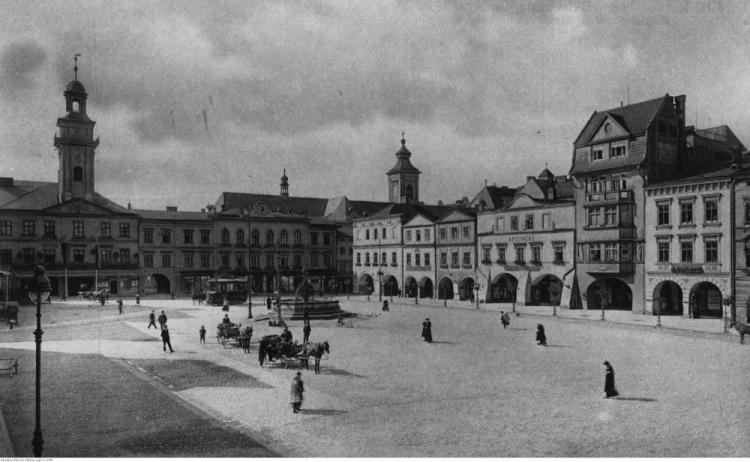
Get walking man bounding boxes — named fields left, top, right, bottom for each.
left=136, top=292, right=141, bottom=305
left=500, top=311, right=510, bottom=329
left=603, top=361, right=619, bottom=398
left=290, top=371, right=304, bottom=413
left=161, top=324, right=174, bottom=353
left=536, top=324, right=547, bottom=346
left=199, top=325, right=206, bottom=344
left=158, top=310, right=168, bottom=329
left=117, top=298, right=124, bottom=315
left=147, top=310, right=157, bottom=329
left=421, top=318, right=433, bottom=343
left=302, top=320, right=311, bottom=343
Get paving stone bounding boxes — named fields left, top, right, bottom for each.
left=127, top=359, right=273, bottom=391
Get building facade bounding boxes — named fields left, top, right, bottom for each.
left=435, top=209, right=477, bottom=301
left=402, top=213, right=437, bottom=299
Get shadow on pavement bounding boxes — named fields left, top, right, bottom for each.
left=300, top=409, right=348, bottom=416
left=321, top=368, right=366, bottom=378
left=430, top=341, right=457, bottom=345
left=543, top=344, right=568, bottom=348
left=613, top=397, right=657, bottom=402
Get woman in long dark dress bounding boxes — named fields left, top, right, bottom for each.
left=535, top=324, right=547, bottom=345
left=421, top=318, right=433, bottom=343
left=604, top=361, right=619, bottom=398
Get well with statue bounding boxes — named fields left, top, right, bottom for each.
left=267, top=280, right=341, bottom=323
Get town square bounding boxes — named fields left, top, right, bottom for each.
left=2, top=0, right=750, bottom=458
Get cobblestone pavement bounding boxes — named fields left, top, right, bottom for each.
left=1, top=297, right=748, bottom=457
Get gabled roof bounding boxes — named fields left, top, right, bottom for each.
left=362, top=202, right=453, bottom=222
left=0, top=180, right=135, bottom=215
left=216, top=192, right=329, bottom=218
left=470, top=185, right=518, bottom=210
left=436, top=208, right=476, bottom=223
left=323, top=196, right=391, bottom=223
left=573, top=95, right=668, bottom=148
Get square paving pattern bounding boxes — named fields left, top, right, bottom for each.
left=128, top=359, right=272, bottom=391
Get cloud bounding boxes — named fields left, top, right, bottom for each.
left=552, top=6, right=586, bottom=42
left=0, top=41, right=47, bottom=95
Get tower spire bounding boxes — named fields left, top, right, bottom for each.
left=74, top=53, right=81, bottom=80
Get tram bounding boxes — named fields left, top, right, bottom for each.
left=205, top=277, right=248, bottom=306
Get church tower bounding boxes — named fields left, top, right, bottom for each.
left=386, top=134, right=421, bottom=204
left=54, top=58, right=99, bottom=202
left=280, top=169, right=289, bottom=197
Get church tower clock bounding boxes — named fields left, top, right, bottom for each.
left=386, top=134, right=421, bottom=204
left=54, top=58, right=99, bottom=202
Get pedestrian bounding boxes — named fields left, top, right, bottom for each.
left=136, top=292, right=141, bottom=305
left=337, top=312, right=344, bottom=325
left=242, top=325, right=253, bottom=353
left=603, top=361, right=619, bottom=398
left=171, top=291, right=175, bottom=300
left=148, top=310, right=157, bottom=329
left=302, top=320, right=311, bottom=343
left=161, top=324, right=174, bottom=353
left=199, top=325, right=206, bottom=344
left=500, top=311, right=510, bottom=329
left=290, top=371, right=304, bottom=413
left=421, top=318, right=433, bottom=343
left=99, top=293, right=106, bottom=306
left=117, top=298, right=123, bottom=315
left=382, top=300, right=389, bottom=312
left=222, top=297, right=230, bottom=312
left=266, top=296, right=272, bottom=310
left=536, top=323, right=547, bottom=346
left=158, top=310, right=167, bottom=329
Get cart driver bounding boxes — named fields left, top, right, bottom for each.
left=280, top=326, right=293, bottom=344
left=222, top=313, right=232, bottom=325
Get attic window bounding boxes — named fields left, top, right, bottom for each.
left=604, top=122, right=610, bottom=133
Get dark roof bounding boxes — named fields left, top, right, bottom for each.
left=365, top=202, right=453, bottom=222
left=386, top=138, right=421, bottom=175
left=65, top=80, right=86, bottom=94
left=217, top=192, right=329, bottom=218
left=573, top=96, right=667, bottom=148
left=135, top=209, right=210, bottom=221
left=647, top=165, right=735, bottom=188
left=0, top=180, right=134, bottom=215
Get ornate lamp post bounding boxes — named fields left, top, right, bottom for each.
left=655, top=296, right=662, bottom=328
left=28, top=265, right=51, bottom=457
left=60, top=236, right=69, bottom=301
left=275, top=240, right=282, bottom=324
left=242, top=208, right=253, bottom=319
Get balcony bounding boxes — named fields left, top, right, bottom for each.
left=585, top=190, right=633, bottom=203
left=580, top=261, right=635, bottom=274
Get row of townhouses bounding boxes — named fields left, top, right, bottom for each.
left=2, top=76, right=749, bottom=326
left=353, top=94, right=750, bottom=326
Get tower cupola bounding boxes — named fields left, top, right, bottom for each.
left=386, top=133, right=421, bottom=203
left=280, top=169, right=289, bottom=197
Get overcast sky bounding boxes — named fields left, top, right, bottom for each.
left=1, top=0, right=749, bottom=211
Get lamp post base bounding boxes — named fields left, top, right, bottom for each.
left=32, top=429, right=43, bottom=457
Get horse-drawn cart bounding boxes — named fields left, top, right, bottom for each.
left=216, top=323, right=253, bottom=350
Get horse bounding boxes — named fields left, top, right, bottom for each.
left=730, top=320, right=750, bottom=344
left=302, top=340, right=330, bottom=374
left=259, top=334, right=306, bottom=366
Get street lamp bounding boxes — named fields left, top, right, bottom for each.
left=60, top=236, right=69, bottom=301
left=28, top=265, right=51, bottom=457
left=655, top=296, right=662, bottom=328
left=242, top=209, right=253, bottom=319
left=275, top=239, right=282, bottom=324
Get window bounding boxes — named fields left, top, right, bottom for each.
left=100, top=249, right=112, bottom=265
left=144, top=254, right=154, bottom=268
left=553, top=243, right=564, bottom=264
left=0, top=221, right=10, bottom=236
left=201, top=230, right=210, bottom=244
left=680, top=240, right=693, bottom=263
left=440, top=252, right=447, bottom=267
left=604, top=206, right=617, bottom=226
left=73, top=249, right=85, bottom=264
left=221, top=229, right=230, bottom=245
left=531, top=244, right=542, bottom=264
left=592, top=148, right=604, bottom=161
left=416, top=230, right=421, bottom=242
left=184, top=253, right=194, bottom=268
left=323, top=254, right=332, bottom=267
left=406, top=230, right=412, bottom=242
left=373, top=252, right=378, bottom=265
left=43, top=249, right=55, bottom=264
left=117, top=223, right=130, bottom=238
left=309, top=253, right=317, bottom=267
left=143, top=228, right=153, bottom=243
left=609, top=145, right=627, bottom=157
left=542, top=214, right=551, bottom=230
left=514, top=244, right=525, bottom=264
left=496, top=217, right=504, bottom=232
left=365, top=253, right=370, bottom=265
left=496, top=245, right=507, bottom=264
left=161, top=253, right=171, bottom=268
left=482, top=246, right=491, bottom=263
left=451, top=252, right=459, bottom=267
left=0, top=250, right=11, bottom=264
left=745, top=201, right=750, bottom=225
left=381, top=252, right=386, bottom=264
left=463, top=252, right=471, bottom=267
left=201, top=252, right=210, bottom=268
left=510, top=216, right=519, bottom=231
left=221, top=254, right=230, bottom=268
left=183, top=229, right=193, bottom=244
left=704, top=198, right=719, bottom=224
left=266, top=254, right=274, bottom=267
left=604, top=243, right=618, bottom=262
left=523, top=215, right=534, bottom=230
left=391, top=252, right=397, bottom=265
left=267, top=230, right=275, bottom=245
left=161, top=229, right=171, bottom=244
left=293, top=254, right=302, bottom=267
left=277, top=230, right=286, bottom=245
left=415, top=253, right=421, bottom=267
left=374, top=228, right=379, bottom=240
left=705, top=239, right=719, bottom=263
left=440, top=228, right=447, bottom=240
left=425, top=229, right=431, bottom=241
left=588, top=244, right=602, bottom=262
left=680, top=201, right=693, bottom=225
left=356, top=253, right=361, bottom=265
left=323, top=234, right=331, bottom=246
left=99, top=222, right=111, bottom=238
left=657, top=203, right=670, bottom=226
left=310, top=233, right=318, bottom=245
left=451, top=227, right=458, bottom=239
left=424, top=253, right=430, bottom=267
left=237, top=229, right=246, bottom=246
left=22, top=220, right=35, bottom=237
left=278, top=254, right=287, bottom=268
left=588, top=208, right=601, bottom=227
left=74, top=221, right=85, bottom=239
left=657, top=240, right=670, bottom=263
left=365, top=229, right=370, bottom=240
left=120, top=248, right=130, bottom=263
left=463, top=226, right=470, bottom=239
left=44, top=221, right=55, bottom=238
left=294, top=230, right=302, bottom=245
